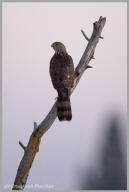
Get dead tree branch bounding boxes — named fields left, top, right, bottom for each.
left=12, top=16, right=106, bottom=190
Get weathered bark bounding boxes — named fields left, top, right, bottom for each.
left=12, top=16, right=106, bottom=190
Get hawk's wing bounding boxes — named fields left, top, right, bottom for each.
left=50, top=54, right=74, bottom=90
left=66, top=55, right=74, bottom=88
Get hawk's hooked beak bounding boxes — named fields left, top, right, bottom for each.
left=51, top=44, right=54, bottom=48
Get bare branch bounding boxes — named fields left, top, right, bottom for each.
left=81, top=29, right=90, bottom=41
left=12, top=16, right=106, bottom=190
left=86, top=65, right=93, bottom=69
left=19, top=141, right=26, bottom=151
left=34, top=122, right=38, bottom=130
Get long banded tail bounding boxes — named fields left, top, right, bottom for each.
left=57, top=88, right=72, bottom=121
left=57, top=97, right=72, bottom=121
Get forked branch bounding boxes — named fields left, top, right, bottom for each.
left=12, top=16, right=106, bottom=190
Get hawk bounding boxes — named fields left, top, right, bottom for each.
left=50, top=42, right=74, bottom=121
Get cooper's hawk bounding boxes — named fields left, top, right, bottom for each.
left=50, top=42, right=74, bottom=121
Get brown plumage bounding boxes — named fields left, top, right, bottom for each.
left=50, top=42, right=74, bottom=121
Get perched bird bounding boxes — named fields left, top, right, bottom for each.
left=50, top=42, right=74, bottom=121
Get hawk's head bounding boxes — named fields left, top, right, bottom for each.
left=51, top=42, right=67, bottom=55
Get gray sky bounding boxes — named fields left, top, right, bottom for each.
left=2, top=2, right=127, bottom=190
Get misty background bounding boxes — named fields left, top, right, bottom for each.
left=2, top=2, right=127, bottom=190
